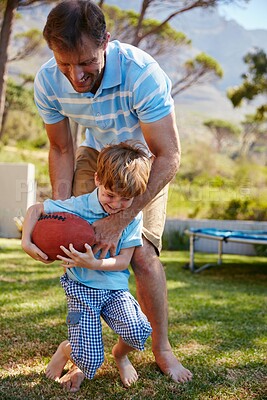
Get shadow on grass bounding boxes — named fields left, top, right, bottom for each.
left=0, top=372, right=79, bottom=400
left=0, top=360, right=266, bottom=400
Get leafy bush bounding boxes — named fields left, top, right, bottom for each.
left=2, top=79, right=46, bottom=145
left=16, top=135, right=48, bottom=150
left=208, top=198, right=267, bottom=221
left=162, top=230, right=189, bottom=251
left=254, top=244, right=267, bottom=257
left=3, top=110, right=45, bottom=145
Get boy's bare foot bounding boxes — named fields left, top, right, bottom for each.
left=59, top=364, right=85, bottom=393
left=154, top=349, right=193, bottom=383
left=46, top=340, right=70, bottom=381
left=112, top=345, right=138, bottom=387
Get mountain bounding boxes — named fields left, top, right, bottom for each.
left=104, top=1, right=267, bottom=131
left=106, top=1, right=267, bottom=84
left=11, top=1, right=267, bottom=135
left=173, top=8, right=267, bottom=90
left=166, top=7, right=267, bottom=131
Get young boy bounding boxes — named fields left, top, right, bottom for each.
left=22, top=141, right=152, bottom=391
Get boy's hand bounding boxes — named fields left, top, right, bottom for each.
left=58, top=243, right=99, bottom=269
left=21, top=240, right=52, bottom=264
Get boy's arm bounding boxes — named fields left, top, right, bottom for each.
left=21, top=203, right=51, bottom=262
left=57, top=243, right=135, bottom=271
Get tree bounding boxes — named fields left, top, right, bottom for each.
left=0, top=0, right=19, bottom=135
left=204, top=118, right=240, bottom=152
left=102, top=3, right=223, bottom=98
left=109, top=0, right=250, bottom=49
left=171, top=52, right=223, bottom=97
left=240, top=114, right=266, bottom=157
left=103, top=4, right=191, bottom=58
left=0, top=0, right=57, bottom=137
left=227, top=48, right=267, bottom=121
left=8, top=28, right=43, bottom=62
left=0, top=27, right=43, bottom=136
left=99, top=0, right=250, bottom=48
left=100, top=0, right=249, bottom=98
left=2, top=76, right=46, bottom=145
left=0, top=0, right=249, bottom=139
left=1, top=73, right=34, bottom=133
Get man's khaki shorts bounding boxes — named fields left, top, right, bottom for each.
left=72, top=146, right=168, bottom=254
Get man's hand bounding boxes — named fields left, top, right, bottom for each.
left=92, top=215, right=124, bottom=258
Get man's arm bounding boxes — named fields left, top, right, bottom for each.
left=45, top=118, right=75, bottom=200
left=93, top=111, right=180, bottom=256
left=138, top=110, right=181, bottom=207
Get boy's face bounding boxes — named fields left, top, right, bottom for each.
left=95, top=175, right=134, bottom=214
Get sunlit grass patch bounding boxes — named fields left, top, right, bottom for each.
left=0, top=239, right=266, bottom=399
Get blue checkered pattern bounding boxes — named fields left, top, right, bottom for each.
left=60, top=274, right=152, bottom=379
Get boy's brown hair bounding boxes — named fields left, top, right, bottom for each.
left=96, top=141, right=152, bottom=198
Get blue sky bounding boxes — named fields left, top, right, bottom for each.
left=219, top=0, right=267, bottom=30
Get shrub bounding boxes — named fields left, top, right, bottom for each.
left=162, top=230, right=189, bottom=251
left=208, top=198, right=267, bottom=221
left=254, top=244, right=267, bottom=257
left=3, top=110, right=45, bottom=145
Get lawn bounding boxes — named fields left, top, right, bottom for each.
left=0, top=239, right=266, bottom=400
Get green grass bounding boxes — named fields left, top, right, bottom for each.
left=0, top=239, right=266, bottom=399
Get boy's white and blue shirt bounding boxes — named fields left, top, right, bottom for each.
left=43, top=189, right=143, bottom=291
left=34, top=40, right=174, bottom=151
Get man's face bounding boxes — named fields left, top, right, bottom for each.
left=53, top=35, right=109, bottom=94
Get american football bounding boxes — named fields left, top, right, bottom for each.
left=32, top=212, right=95, bottom=261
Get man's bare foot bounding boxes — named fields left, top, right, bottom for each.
left=59, top=364, right=85, bottom=393
left=154, top=349, right=193, bottom=383
left=46, top=340, right=71, bottom=381
left=112, top=345, right=138, bottom=387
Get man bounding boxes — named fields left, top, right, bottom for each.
left=34, top=0, right=192, bottom=391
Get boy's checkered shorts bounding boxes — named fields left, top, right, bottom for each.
left=60, top=274, right=152, bottom=379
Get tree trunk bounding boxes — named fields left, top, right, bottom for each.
left=98, top=0, right=105, bottom=8
left=0, top=0, right=19, bottom=138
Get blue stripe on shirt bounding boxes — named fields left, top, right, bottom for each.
left=34, top=40, right=174, bottom=151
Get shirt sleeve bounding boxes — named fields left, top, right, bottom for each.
left=34, top=65, right=66, bottom=125
left=44, top=197, right=83, bottom=215
left=120, top=212, right=143, bottom=249
left=132, top=63, right=174, bottom=123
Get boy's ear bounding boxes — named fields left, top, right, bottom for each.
left=94, top=172, right=100, bottom=187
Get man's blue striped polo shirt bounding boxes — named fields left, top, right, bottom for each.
left=34, top=40, right=174, bottom=151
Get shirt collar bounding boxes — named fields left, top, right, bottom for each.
left=88, top=188, right=108, bottom=217
left=101, top=41, right=122, bottom=89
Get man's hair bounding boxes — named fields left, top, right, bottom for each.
left=43, top=0, right=107, bottom=51
left=96, top=141, right=152, bottom=198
